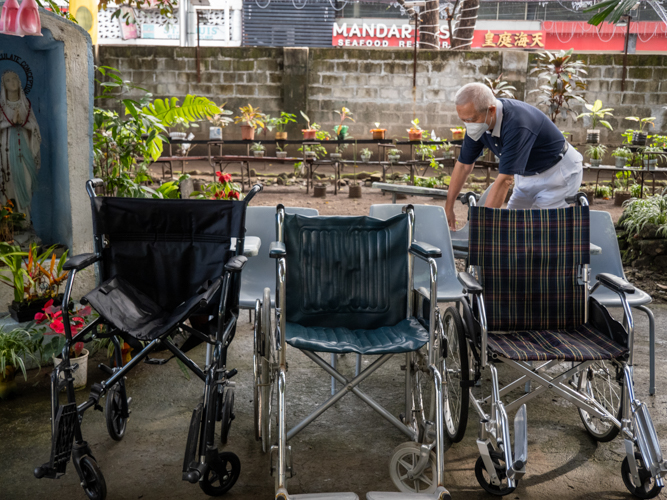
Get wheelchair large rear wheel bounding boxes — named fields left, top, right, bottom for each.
left=442, top=307, right=469, bottom=443
left=253, top=299, right=262, bottom=442
left=576, top=359, right=622, bottom=442
left=260, top=287, right=274, bottom=453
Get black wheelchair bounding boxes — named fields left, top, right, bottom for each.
left=443, top=193, right=667, bottom=497
left=34, top=179, right=261, bottom=500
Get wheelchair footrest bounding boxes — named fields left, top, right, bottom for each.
left=182, top=403, right=203, bottom=482
left=288, top=494, right=359, bottom=500
left=44, top=402, right=78, bottom=478
left=366, top=489, right=451, bottom=500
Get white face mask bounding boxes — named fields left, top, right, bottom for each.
left=464, top=107, right=490, bottom=141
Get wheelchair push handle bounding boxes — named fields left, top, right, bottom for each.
left=244, top=183, right=263, bottom=205
left=565, top=192, right=589, bottom=207
left=86, top=179, right=104, bottom=198
left=459, top=191, right=479, bottom=206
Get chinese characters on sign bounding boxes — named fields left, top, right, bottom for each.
left=481, top=31, right=545, bottom=48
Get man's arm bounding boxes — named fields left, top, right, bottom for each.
left=485, top=173, right=514, bottom=208
left=445, top=160, right=475, bottom=231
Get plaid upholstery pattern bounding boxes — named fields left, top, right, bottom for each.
left=468, top=207, right=590, bottom=332
left=487, top=323, right=628, bottom=362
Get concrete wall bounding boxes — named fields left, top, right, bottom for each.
left=98, top=46, right=667, bottom=145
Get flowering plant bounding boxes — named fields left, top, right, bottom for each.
left=191, top=172, right=243, bottom=201
left=0, top=199, right=25, bottom=242
left=35, top=300, right=94, bottom=359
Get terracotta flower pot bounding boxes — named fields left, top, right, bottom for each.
left=241, top=125, right=255, bottom=141
left=302, top=129, right=317, bottom=140
left=53, top=349, right=89, bottom=391
left=275, top=131, right=288, bottom=140
left=408, top=130, right=423, bottom=142
left=371, top=129, right=386, bottom=140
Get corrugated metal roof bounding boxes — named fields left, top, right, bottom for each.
left=243, top=0, right=335, bottom=46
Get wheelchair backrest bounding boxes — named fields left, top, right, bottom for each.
left=283, top=213, right=409, bottom=329
left=92, top=197, right=247, bottom=312
left=468, top=206, right=590, bottom=332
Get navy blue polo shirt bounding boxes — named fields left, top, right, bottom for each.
left=458, top=99, right=565, bottom=176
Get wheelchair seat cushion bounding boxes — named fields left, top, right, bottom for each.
left=487, top=323, right=628, bottom=362
left=285, top=318, right=429, bottom=354
left=84, top=275, right=222, bottom=341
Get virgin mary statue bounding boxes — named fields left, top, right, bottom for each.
left=0, top=70, right=41, bottom=220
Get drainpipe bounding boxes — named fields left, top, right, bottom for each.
left=179, top=0, right=188, bottom=47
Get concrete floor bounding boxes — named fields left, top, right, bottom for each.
left=1, top=303, right=666, bottom=500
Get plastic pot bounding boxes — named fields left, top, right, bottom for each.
left=632, top=132, right=648, bottom=146
left=302, top=129, right=317, bottom=140
left=615, top=157, right=627, bottom=168
left=276, top=151, right=287, bottom=159
left=408, top=130, right=423, bottom=142
left=53, top=349, right=89, bottom=391
left=388, top=155, right=400, bottom=163
left=330, top=153, right=342, bottom=160
left=371, top=129, right=386, bottom=140
left=253, top=150, right=265, bottom=158
left=590, top=159, right=602, bottom=167
left=643, top=159, right=658, bottom=170
left=275, top=132, right=288, bottom=140
left=209, top=127, right=223, bottom=140
left=360, top=154, right=371, bottom=163
left=241, top=125, right=255, bottom=141
left=169, top=131, right=187, bottom=141
left=586, top=129, right=600, bottom=144
left=451, top=130, right=465, bottom=141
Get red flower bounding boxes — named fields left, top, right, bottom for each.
left=49, top=319, right=65, bottom=334
left=43, top=299, right=54, bottom=310
left=34, top=312, right=46, bottom=323
left=217, top=172, right=232, bottom=183
left=228, top=191, right=240, bottom=200
left=76, top=305, right=92, bottom=317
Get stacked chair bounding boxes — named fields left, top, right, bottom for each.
left=34, top=179, right=261, bottom=500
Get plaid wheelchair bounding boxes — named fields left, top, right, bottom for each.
left=254, top=205, right=451, bottom=499
left=34, top=179, right=261, bottom=499
left=443, top=192, right=666, bottom=497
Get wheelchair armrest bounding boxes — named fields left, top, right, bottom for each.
left=224, top=255, right=247, bottom=273
left=596, top=273, right=635, bottom=295
left=458, top=271, right=483, bottom=294
left=410, top=241, right=442, bottom=260
left=269, top=241, right=286, bottom=259
left=63, top=253, right=100, bottom=272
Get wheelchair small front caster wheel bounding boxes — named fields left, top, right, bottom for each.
left=105, top=386, right=127, bottom=441
left=622, top=452, right=663, bottom=499
left=220, top=388, right=235, bottom=445
left=389, top=442, right=437, bottom=494
left=199, top=451, right=240, bottom=497
left=474, top=450, right=516, bottom=496
left=79, top=455, right=107, bottom=500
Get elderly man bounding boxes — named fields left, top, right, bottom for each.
left=444, top=82, right=583, bottom=230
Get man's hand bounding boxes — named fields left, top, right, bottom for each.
left=446, top=206, right=456, bottom=231
left=485, top=173, right=514, bottom=208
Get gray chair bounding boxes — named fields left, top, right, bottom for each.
left=239, top=206, right=318, bottom=310
left=450, top=185, right=491, bottom=259
left=589, top=210, right=656, bottom=395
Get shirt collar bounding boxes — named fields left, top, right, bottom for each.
left=491, top=99, right=503, bottom=138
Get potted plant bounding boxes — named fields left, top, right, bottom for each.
left=234, top=104, right=266, bottom=141
left=330, top=145, right=343, bottom=161
left=580, top=185, right=595, bottom=205
left=388, top=148, right=401, bottom=163
left=612, top=147, right=633, bottom=168
left=441, top=142, right=454, bottom=160
left=190, top=171, right=243, bottom=201
left=0, top=243, right=69, bottom=323
left=586, top=144, right=607, bottom=167
left=0, top=324, right=40, bottom=399
left=577, top=100, right=614, bottom=144
left=207, top=106, right=233, bottom=140
left=360, top=148, right=372, bottom=163
left=300, top=111, right=320, bottom=141
left=529, top=48, right=587, bottom=123
left=314, top=183, right=327, bottom=198
left=267, top=112, right=297, bottom=140
left=37, top=300, right=96, bottom=390
left=629, top=183, right=647, bottom=199
left=595, top=185, right=612, bottom=200
left=408, top=119, right=423, bottom=142
left=614, top=170, right=634, bottom=206
left=333, top=107, right=354, bottom=141
left=642, top=146, right=663, bottom=170
left=0, top=200, right=25, bottom=243
left=624, top=116, right=656, bottom=146
left=450, top=126, right=465, bottom=141
left=370, top=122, right=386, bottom=140
left=276, top=144, right=288, bottom=160
left=251, top=142, right=265, bottom=158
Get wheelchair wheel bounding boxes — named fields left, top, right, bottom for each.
left=260, top=287, right=274, bottom=453
left=199, top=451, right=240, bottom=496
left=220, top=388, right=234, bottom=445
left=622, top=452, right=663, bottom=499
left=253, top=299, right=262, bottom=442
left=442, top=307, right=469, bottom=443
left=474, top=448, right=516, bottom=496
left=407, top=351, right=433, bottom=437
left=576, top=359, right=622, bottom=442
left=105, top=385, right=127, bottom=442
left=389, top=442, right=437, bottom=494
left=79, top=455, right=107, bottom=500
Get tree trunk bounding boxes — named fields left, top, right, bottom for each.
left=420, top=0, right=441, bottom=50
left=451, top=0, right=479, bottom=49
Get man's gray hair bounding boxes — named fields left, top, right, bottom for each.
left=454, top=83, right=496, bottom=113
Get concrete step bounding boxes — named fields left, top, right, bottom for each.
left=289, top=494, right=359, bottom=500
left=366, top=487, right=451, bottom=500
